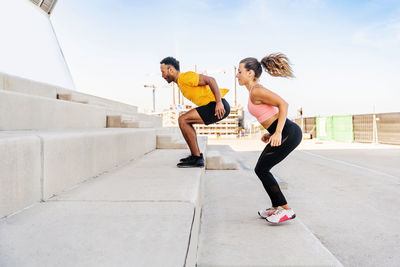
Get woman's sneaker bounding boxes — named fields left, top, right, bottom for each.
left=266, top=207, right=296, bottom=224
left=258, top=208, right=276, bottom=219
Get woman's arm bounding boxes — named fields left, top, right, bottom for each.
left=252, top=86, right=288, bottom=146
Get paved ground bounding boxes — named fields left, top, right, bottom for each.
left=208, top=137, right=400, bottom=267
left=1, top=135, right=399, bottom=267
left=197, top=169, right=342, bottom=267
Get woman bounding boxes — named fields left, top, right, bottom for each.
left=236, top=53, right=302, bottom=224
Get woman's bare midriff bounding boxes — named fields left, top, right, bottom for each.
left=260, top=113, right=279, bottom=131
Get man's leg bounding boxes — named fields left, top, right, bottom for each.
left=178, top=108, right=204, bottom=157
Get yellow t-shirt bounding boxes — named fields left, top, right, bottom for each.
left=177, top=71, right=229, bottom=106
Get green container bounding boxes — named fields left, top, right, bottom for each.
left=316, top=115, right=353, bottom=142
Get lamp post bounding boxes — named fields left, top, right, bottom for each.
left=144, top=84, right=156, bottom=112
left=233, top=66, right=237, bottom=107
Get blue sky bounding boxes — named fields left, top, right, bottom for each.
left=51, top=0, right=400, bottom=118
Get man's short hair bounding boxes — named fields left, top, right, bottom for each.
left=160, top=57, right=180, bottom=71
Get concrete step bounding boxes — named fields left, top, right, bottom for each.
left=206, top=150, right=238, bottom=170
left=156, top=134, right=187, bottom=149
left=121, top=120, right=154, bottom=128
left=127, top=113, right=163, bottom=128
left=0, top=133, right=41, bottom=219
left=156, top=134, right=207, bottom=151
left=0, top=90, right=159, bottom=131
left=0, top=128, right=156, bottom=218
left=0, top=201, right=194, bottom=267
left=107, top=115, right=162, bottom=129
left=0, top=90, right=107, bottom=130
left=1, top=72, right=138, bottom=114
left=156, top=126, right=182, bottom=135
left=0, top=143, right=207, bottom=267
left=197, top=170, right=343, bottom=267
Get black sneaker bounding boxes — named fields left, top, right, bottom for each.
left=180, top=153, right=203, bottom=163
left=177, top=154, right=204, bottom=168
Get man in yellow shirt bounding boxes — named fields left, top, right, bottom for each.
left=160, top=57, right=230, bottom=168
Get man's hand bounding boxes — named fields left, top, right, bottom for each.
left=215, top=101, right=226, bottom=119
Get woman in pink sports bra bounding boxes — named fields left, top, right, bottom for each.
left=236, top=53, right=302, bottom=224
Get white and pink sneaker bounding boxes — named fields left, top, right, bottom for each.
left=258, top=208, right=276, bottom=219
left=266, top=207, right=296, bottom=224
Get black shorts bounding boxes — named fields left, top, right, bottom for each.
left=195, top=98, right=230, bottom=125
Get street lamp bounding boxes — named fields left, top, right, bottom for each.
left=144, top=84, right=172, bottom=112
left=144, top=84, right=156, bottom=112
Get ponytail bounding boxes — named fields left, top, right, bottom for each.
left=260, top=53, right=294, bottom=78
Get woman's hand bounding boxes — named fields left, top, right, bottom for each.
left=215, top=101, right=226, bottom=119
left=269, top=132, right=282, bottom=147
left=261, top=133, right=271, bottom=144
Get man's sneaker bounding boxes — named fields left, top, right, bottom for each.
left=177, top=154, right=204, bottom=168
left=258, top=208, right=276, bottom=219
left=180, top=153, right=203, bottom=163
left=266, top=207, right=296, bottom=224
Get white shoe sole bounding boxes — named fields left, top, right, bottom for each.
left=266, top=214, right=296, bottom=224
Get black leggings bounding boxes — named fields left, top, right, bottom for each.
left=255, top=119, right=302, bottom=207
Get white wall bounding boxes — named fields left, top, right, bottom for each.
left=0, top=0, right=75, bottom=90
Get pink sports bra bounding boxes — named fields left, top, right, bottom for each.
left=248, top=85, right=279, bottom=123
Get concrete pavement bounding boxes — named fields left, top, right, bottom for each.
left=208, top=137, right=400, bottom=267
left=197, top=169, right=342, bottom=267
left=2, top=137, right=399, bottom=266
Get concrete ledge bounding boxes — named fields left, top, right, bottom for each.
left=40, top=128, right=156, bottom=199
left=130, top=113, right=162, bottom=128
left=122, top=120, right=154, bottom=128
left=0, top=90, right=107, bottom=130
left=0, top=72, right=138, bottom=114
left=206, top=150, right=238, bottom=170
left=157, top=134, right=188, bottom=149
left=0, top=128, right=157, bottom=217
left=0, top=134, right=41, bottom=218
left=0, top=91, right=158, bottom=130
left=1, top=72, right=57, bottom=98
left=51, top=148, right=204, bottom=203
left=56, top=88, right=138, bottom=114
left=107, top=115, right=162, bottom=129
left=156, top=126, right=182, bottom=135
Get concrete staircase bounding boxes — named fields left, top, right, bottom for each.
left=0, top=139, right=207, bottom=267
left=0, top=72, right=162, bottom=218
left=0, top=72, right=343, bottom=266
left=0, top=72, right=162, bottom=131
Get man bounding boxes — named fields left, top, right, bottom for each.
left=160, top=57, right=230, bottom=168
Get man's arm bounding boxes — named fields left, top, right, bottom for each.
left=198, top=74, right=222, bottom=102
left=198, top=74, right=225, bottom=119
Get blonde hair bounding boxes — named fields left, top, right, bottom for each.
left=261, top=53, right=294, bottom=78
left=240, top=53, right=294, bottom=80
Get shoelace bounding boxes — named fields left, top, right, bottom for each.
left=265, top=207, right=275, bottom=214
left=272, top=208, right=285, bottom=216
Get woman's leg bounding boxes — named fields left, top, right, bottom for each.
left=255, top=121, right=302, bottom=207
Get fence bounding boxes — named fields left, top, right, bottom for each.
left=294, top=112, right=400, bottom=145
